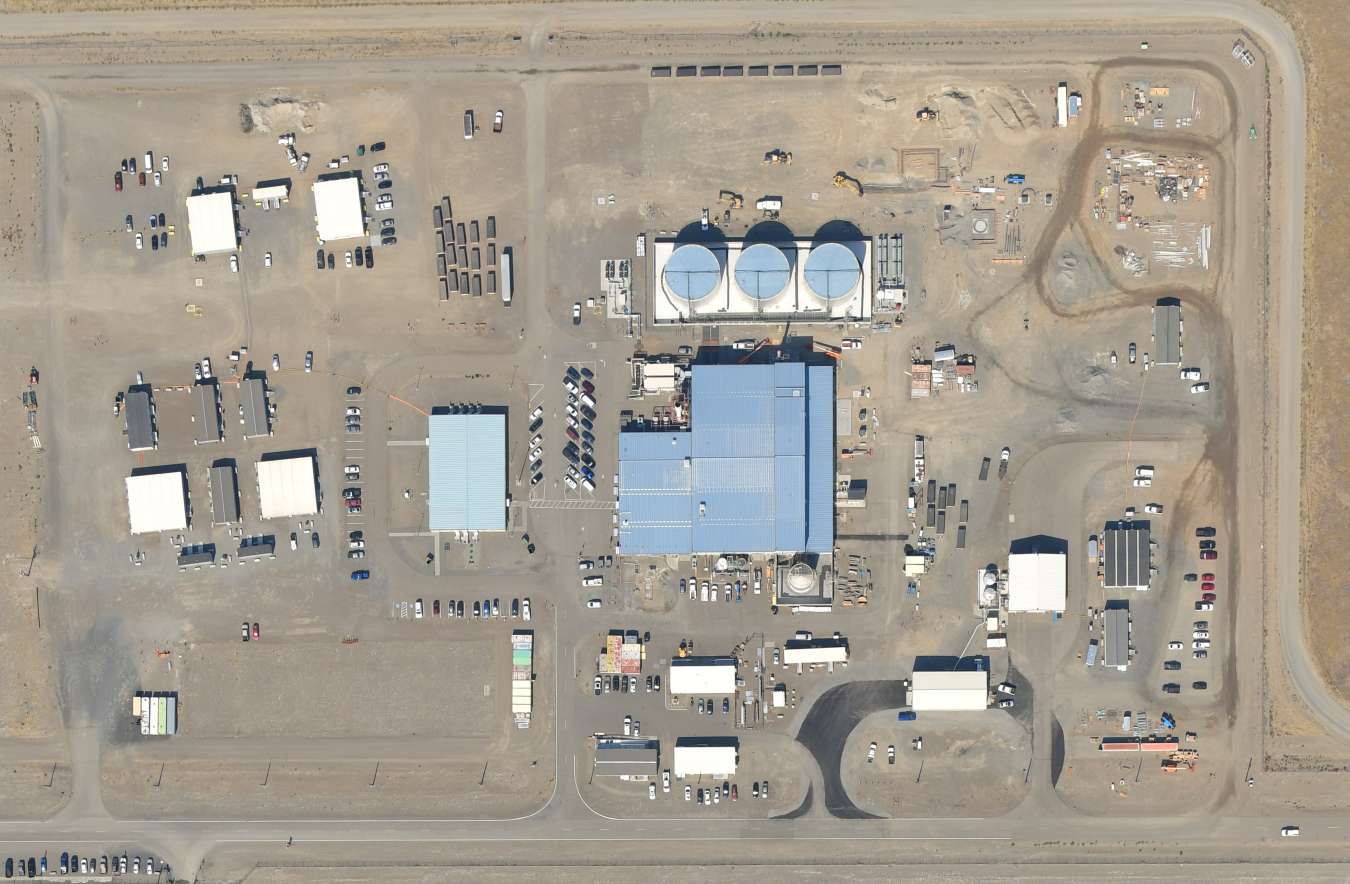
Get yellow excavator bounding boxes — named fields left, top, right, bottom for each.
left=717, top=190, right=744, bottom=209
left=832, top=172, right=863, bottom=196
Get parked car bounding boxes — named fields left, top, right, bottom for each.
left=1183, top=573, right=1198, bottom=582
left=582, top=576, right=603, bottom=587
left=115, top=171, right=122, bottom=192
left=242, top=622, right=250, bottom=641
left=348, top=550, right=364, bottom=559
left=586, top=599, right=602, bottom=608
left=1164, top=660, right=1181, bottom=670
left=350, top=570, right=369, bottom=580
left=1193, top=650, right=1208, bottom=659
left=305, top=351, right=313, bottom=372
left=1196, top=527, right=1217, bottom=537
left=1196, top=601, right=1215, bottom=611
left=997, top=698, right=1015, bottom=708
left=1193, top=681, right=1208, bottom=690
left=1191, top=382, right=1210, bottom=393
left=1168, top=641, right=1184, bottom=650
left=1162, top=684, right=1180, bottom=694
left=573, top=303, right=582, bottom=323
left=1201, top=550, right=1218, bottom=560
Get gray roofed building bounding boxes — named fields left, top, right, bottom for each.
left=1153, top=298, right=1182, bottom=365
left=125, top=388, right=157, bottom=451
left=593, top=739, right=660, bottom=777
left=177, top=546, right=215, bottom=568
left=1103, top=522, right=1151, bottom=590
left=208, top=464, right=240, bottom=525
left=192, top=381, right=223, bottom=445
left=1104, top=607, right=1131, bottom=668
left=240, top=377, right=272, bottom=440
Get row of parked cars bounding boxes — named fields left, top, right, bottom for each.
left=6, top=854, right=154, bottom=877
left=412, top=596, right=531, bottom=621
left=113, top=150, right=168, bottom=191
left=595, top=673, right=660, bottom=694
left=561, top=365, right=599, bottom=493
left=1163, top=526, right=1220, bottom=692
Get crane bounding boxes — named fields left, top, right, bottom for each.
left=832, top=172, right=863, bottom=196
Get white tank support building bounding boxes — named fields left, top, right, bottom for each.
left=651, top=237, right=872, bottom=324
left=1006, top=551, right=1067, bottom=613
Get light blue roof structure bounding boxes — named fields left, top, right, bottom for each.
left=803, top=242, right=861, bottom=300
left=618, top=364, right=833, bottom=555
left=663, top=244, right=722, bottom=301
left=734, top=243, right=792, bottom=300
left=428, top=413, right=506, bottom=531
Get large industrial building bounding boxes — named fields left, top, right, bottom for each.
left=428, top=411, right=507, bottom=532
left=669, top=657, right=738, bottom=695
left=1104, top=606, right=1131, bottom=669
left=207, top=463, right=240, bottom=525
left=651, top=237, right=871, bottom=324
left=1103, top=521, right=1152, bottom=590
left=617, top=363, right=833, bottom=556
left=191, top=381, right=222, bottom=445
left=1006, top=551, right=1067, bottom=613
left=240, top=377, right=272, bottom=440
left=594, top=738, right=660, bottom=777
left=256, top=455, right=319, bottom=520
left=312, top=176, right=366, bottom=243
left=185, top=189, right=239, bottom=256
left=672, top=736, right=738, bottom=779
left=126, top=469, right=190, bottom=535
left=909, top=670, right=988, bottom=711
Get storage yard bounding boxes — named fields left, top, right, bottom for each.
left=0, top=2, right=1324, bottom=880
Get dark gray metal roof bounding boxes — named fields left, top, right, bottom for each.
left=1103, top=524, right=1151, bottom=589
left=126, top=389, right=156, bottom=451
left=209, top=465, right=239, bottom=525
left=1154, top=298, right=1182, bottom=365
left=192, top=381, right=222, bottom=444
left=241, top=378, right=271, bottom=440
left=1104, top=608, right=1130, bottom=667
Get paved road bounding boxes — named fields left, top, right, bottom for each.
left=0, top=0, right=1323, bottom=875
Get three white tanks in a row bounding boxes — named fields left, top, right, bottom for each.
left=663, top=241, right=862, bottom=305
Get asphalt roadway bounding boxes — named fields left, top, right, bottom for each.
left=0, top=0, right=1330, bottom=877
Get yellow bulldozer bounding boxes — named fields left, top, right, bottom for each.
left=832, top=172, right=863, bottom=196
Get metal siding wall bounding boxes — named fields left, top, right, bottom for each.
left=805, top=366, right=834, bottom=552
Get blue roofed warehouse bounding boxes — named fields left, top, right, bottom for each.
left=617, top=363, right=833, bottom=555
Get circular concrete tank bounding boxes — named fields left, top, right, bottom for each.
left=663, top=243, right=722, bottom=302
left=733, top=243, right=792, bottom=300
left=803, top=242, right=861, bottom=300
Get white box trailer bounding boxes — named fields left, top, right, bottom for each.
left=501, top=248, right=513, bottom=307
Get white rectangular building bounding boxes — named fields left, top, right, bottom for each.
left=1007, top=551, right=1067, bottom=613
left=910, top=670, right=989, bottom=711
left=312, top=177, right=366, bottom=242
left=256, top=455, right=319, bottom=520
left=673, top=737, right=738, bottom=778
left=782, top=638, right=849, bottom=665
left=126, top=472, right=189, bottom=534
left=669, top=658, right=738, bottom=695
left=185, top=191, right=238, bottom=256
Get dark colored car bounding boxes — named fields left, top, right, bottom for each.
left=473, top=601, right=481, bottom=618
left=723, top=697, right=730, bottom=713
left=566, top=427, right=579, bottom=441
left=1162, top=684, right=1180, bottom=694
left=7, top=857, right=13, bottom=877
left=378, top=180, right=392, bottom=189
left=1192, top=681, right=1208, bottom=690
left=60, top=855, right=68, bottom=875
left=580, top=404, right=596, bottom=421
left=139, top=172, right=145, bottom=186
left=159, top=212, right=166, bottom=227
left=582, top=430, right=595, bottom=444
left=151, top=234, right=158, bottom=250
left=327, top=252, right=335, bottom=270
left=364, top=246, right=374, bottom=268
left=344, top=488, right=360, bottom=500
left=581, top=417, right=593, bottom=431
left=563, top=448, right=581, bottom=465
left=433, top=599, right=440, bottom=616
left=115, top=171, right=122, bottom=192
left=122, top=159, right=129, bottom=172
left=371, top=141, right=386, bottom=151
left=350, top=570, right=369, bottom=580
left=354, top=248, right=363, bottom=266
left=1183, top=573, right=1198, bottom=582
left=457, top=600, right=464, bottom=617
left=582, top=380, right=595, bottom=394
left=530, top=472, right=544, bottom=485
left=382, top=236, right=397, bottom=246
left=529, top=417, right=544, bottom=433
left=26, top=861, right=33, bottom=878
left=566, top=366, right=580, bottom=381
left=581, top=367, right=594, bottom=379
left=380, top=226, right=395, bottom=237
left=348, top=386, right=362, bottom=395
left=530, top=459, right=543, bottom=473
left=1199, top=540, right=1217, bottom=550
left=581, top=453, right=596, bottom=469
left=1196, top=526, right=1217, bottom=537
left=350, top=530, right=363, bottom=540
left=317, top=249, right=326, bottom=269
left=1202, top=592, right=1217, bottom=602
left=311, top=532, right=319, bottom=548
left=1164, top=660, right=1181, bottom=670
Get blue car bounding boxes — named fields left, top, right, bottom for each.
left=350, top=570, right=370, bottom=580
left=580, top=417, right=593, bottom=431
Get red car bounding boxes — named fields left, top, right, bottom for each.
left=1201, top=582, right=1215, bottom=593
left=1202, top=573, right=1215, bottom=581
left=138, top=171, right=146, bottom=186
left=730, top=783, right=738, bottom=800
left=566, top=427, right=579, bottom=441
left=582, top=380, right=595, bottom=394
left=433, top=599, right=440, bottom=616
left=1202, top=592, right=1217, bottom=602
left=115, top=171, right=122, bottom=192
left=1200, top=550, right=1218, bottom=560
left=252, top=623, right=259, bottom=640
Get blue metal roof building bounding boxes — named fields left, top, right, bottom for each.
left=618, top=363, right=833, bottom=555
left=428, top=413, right=507, bottom=531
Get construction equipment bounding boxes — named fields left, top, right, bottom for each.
left=737, top=338, right=772, bottom=365
left=832, top=173, right=863, bottom=197
left=916, top=107, right=938, bottom=122
left=717, top=190, right=744, bottom=209
left=764, top=149, right=793, bottom=165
